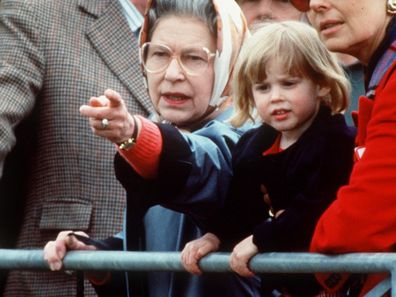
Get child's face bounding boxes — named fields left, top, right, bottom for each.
left=252, top=58, right=329, bottom=142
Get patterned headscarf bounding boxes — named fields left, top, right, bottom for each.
left=139, top=0, right=249, bottom=108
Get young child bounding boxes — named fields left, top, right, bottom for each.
left=181, top=21, right=356, bottom=297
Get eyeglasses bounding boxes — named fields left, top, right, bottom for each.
left=140, top=42, right=216, bottom=76
left=290, top=0, right=310, bottom=12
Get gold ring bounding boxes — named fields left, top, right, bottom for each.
left=101, top=118, right=109, bottom=129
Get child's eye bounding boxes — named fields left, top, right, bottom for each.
left=254, top=83, right=269, bottom=92
left=282, top=79, right=299, bottom=87
left=283, top=81, right=295, bottom=86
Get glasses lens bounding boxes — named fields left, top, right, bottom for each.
left=141, top=43, right=213, bottom=75
left=142, top=43, right=172, bottom=73
left=290, top=0, right=310, bottom=12
left=180, top=48, right=211, bottom=75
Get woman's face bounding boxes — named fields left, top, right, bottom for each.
left=146, top=16, right=216, bottom=128
left=306, top=0, right=390, bottom=64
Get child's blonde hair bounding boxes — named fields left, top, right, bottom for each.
left=230, top=21, right=350, bottom=127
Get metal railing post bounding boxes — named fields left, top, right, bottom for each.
left=392, top=268, right=396, bottom=297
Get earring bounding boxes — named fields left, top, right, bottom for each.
left=387, top=0, right=396, bottom=15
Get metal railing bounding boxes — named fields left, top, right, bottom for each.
left=0, top=249, right=394, bottom=296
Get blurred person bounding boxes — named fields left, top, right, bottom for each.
left=0, top=0, right=150, bottom=296
left=290, top=0, right=396, bottom=295
left=237, top=0, right=304, bottom=25
left=44, top=1, right=260, bottom=297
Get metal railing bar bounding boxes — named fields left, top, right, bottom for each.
left=248, top=253, right=396, bottom=273
left=1, top=249, right=396, bottom=275
left=1, top=249, right=396, bottom=296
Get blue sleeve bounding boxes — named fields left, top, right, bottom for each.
left=155, top=120, right=242, bottom=224
left=114, top=120, right=242, bottom=226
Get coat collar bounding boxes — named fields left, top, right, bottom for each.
left=78, top=0, right=152, bottom=113
left=77, top=0, right=113, bottom=17
left=254, top=105, right=339, bottom=155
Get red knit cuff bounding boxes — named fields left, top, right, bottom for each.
left=117, top=116, right=163, bottom=179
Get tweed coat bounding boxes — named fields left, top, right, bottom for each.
left=0, top=0, right=152, bottom=296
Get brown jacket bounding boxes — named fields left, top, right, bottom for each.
left=0, top=0, right=152, bottom=295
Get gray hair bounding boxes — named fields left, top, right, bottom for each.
left=147, top=0, right=217, bottom=40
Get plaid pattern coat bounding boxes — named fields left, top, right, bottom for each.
left=0, top=0, right=152, bottom=296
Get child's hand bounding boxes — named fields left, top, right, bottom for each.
left=181, top=232, right=220, bottom=275
left=230, top=235, right=258, bottom=277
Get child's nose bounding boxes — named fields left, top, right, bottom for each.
left=270, top=87, right=283, bottom=102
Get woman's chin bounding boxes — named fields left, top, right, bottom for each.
left=323, top=39, right=353, bottom=56
left=161, top=113, right=189, bottom=126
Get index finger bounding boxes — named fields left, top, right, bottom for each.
left=89, top=96, right=109, bottom=108
left=104, top=89, right=123, bottom=108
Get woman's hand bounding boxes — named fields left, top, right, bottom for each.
left=43, top=231, right=97, bottom=271
left=79, top=89, right=137, bottom=144
left=229, top=235, right=258, bottom=277
left=181, top=232, right=220, bottom=275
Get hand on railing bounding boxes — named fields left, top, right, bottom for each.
left=43, top=231, right=97, bottom=271
left=230, top=235, right=258, bottom=278
left=181, top=232, right=220, bottom=275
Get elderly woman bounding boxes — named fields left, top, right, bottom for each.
left=290, top=0, right=396, bottom=295
left=44, top=0, right=259, bottom=297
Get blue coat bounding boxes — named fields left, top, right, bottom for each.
left=96, top=110, right=261, bottom=297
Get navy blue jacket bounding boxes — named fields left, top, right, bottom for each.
left=208, top=105, right=355, bottom=296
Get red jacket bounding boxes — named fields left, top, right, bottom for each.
left=310, top=53, right=396, bottom=295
